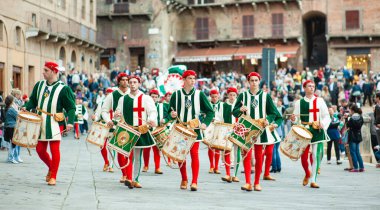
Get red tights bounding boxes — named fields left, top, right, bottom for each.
left=242, top=144, right=274, bottom=185
left=36, top=141, right=60, bottom=179
left=143, top=146, right=160, bottom=170
left=301, top=145, right=313, bottom=178
left=179, top=142, right=200, bottom=184
left=101, top=140, right=109, bottom=165
left=224, top=152, right=231, bottom=176
left=208, top=148, right=220, bottom=170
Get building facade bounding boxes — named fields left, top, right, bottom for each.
left=96, top=0, right=380, bottom=77
left=0, top=0, right=103, bottom=95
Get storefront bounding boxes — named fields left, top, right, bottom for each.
left=346, top=48, right=371, bottom=74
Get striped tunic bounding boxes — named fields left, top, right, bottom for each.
left=233, top=90, right=283, bottom=145
left=24, top=80, right=75, bottom=141
left=167, top=88, right=214, bottom=141
left=211, top=101, right=224, bottom=122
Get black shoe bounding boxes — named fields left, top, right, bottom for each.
left=270, top=169, right=276, bottom=173
left=277, top=169, right=281, bottom=173
left=124, top=180, right=134, bottom=189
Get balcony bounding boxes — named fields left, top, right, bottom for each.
left=97, top=1, right=152, bottom=19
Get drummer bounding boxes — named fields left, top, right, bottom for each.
left=92, top=88, right=115, bottom=172
left=208, top=89, right=222, bottom=174
left=141, top=89, right=167, bottom=174
left=115, top=75, right=157, bottom=189
left=23, top=61, right=76, bottom=186
left=102, top=73, right=130, bottom=183
left=165, top=70, right=214, bottom=191
left=290, top=80, right=331, bottom=188
left=221, top=87, right=241, bottom=183
left=232, top=72, right=283, bottom=192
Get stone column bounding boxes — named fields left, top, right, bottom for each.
left=361, top=115, right=376, bottom=163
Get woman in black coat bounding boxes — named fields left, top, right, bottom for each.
left=345, top=104, right=364, bottom=172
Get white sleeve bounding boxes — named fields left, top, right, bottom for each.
left=101, top=94, right=113, bottom=123
left=94, top=102, right=102, bottom=122
left=319, top=98, right=331, bottom=131
left=145, top=95, right=158, bottom=125
left=116, top=97, right=124, bottom=122
left=292, top=100, right=300, bottom=123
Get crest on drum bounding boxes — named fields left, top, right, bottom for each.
left=117, top=131, right=130, bottom=146
left=251, top=99, right=258, bottom=108
left=185, top=99, right=192, bottom=109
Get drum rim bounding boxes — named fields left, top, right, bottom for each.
left=18, top=111, right=42, bottom=123
left=92, top=121, right=110, bottom=128
left=152, top=126, right=167, bottom=135
left=291, top=125, right=313, bottom=140
left=213, top=122, right=234, bottom=127
left=161, top=150, right=185, bottom=163
left=227, top=136, right=252, bottom=152
left=117, top=123, right=141, bottom=136
left=173, top=124, right=198, bottom=138
left=240, top=115, right=264, bottom=131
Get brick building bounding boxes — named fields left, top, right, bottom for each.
left=0, top=0, right=103, bottom=95
left=96, top=0, right=380, bottom=76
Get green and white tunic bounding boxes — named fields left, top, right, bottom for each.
left=116, top=91, right=158, bottom=148
left=222, top=100, right=237, bottom=124
left=74, top=104, right=87, bottom=124
left=167, top=88, right=214, bottom=141
left=293, top=95, right=331, bottom=144
left=232, top=90, right=283, bottom=145
left=157, top=102, right=169, bottom=126
left=101, top=89, right=129, bottom=123
left=211, top=101, right=224, bottom=122
left=24, top=80, right=76, bottom=141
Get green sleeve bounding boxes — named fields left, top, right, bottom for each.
left=199, top=91, right=214, bottom=126
left=265, top=94, right=283, bottom=126
left=24, top=81, right=41, bottom=111
left=232, top=93, right=244, bottom=118
left=164, top=92, right=176, bottom=123
left=163, top=103, right=169, bottom=120
left=82, top=104, right=86, bottom=115
left=60, top=86, right=76, bottom=125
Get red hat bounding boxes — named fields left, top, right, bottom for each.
left=129, top=75, right=141, bottom=83
left=227, top=87, right=238, bottom=94
left=105, top=88, right=114, bottom=93
left=151, top=68, right=159, bottom=76
left=165, top=92, right=172, bottom=97
left=247, top=72, right=261, bottom=80
left=182, top=70, right=197, bottom=79
left=117, top=73, right=129, bottom=84
left=149, top=89, right=159, bottom=95
left=44, top=61, right=59, bottom=73
left=303, top=80, right=314, bottom=88
left=22, top=94, right=28, bottom=100
left=210, top=89, right=219, bottom=95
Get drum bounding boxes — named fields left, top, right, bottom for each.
left=107, top=123, right=141, bottom=157
left=161, top=124, right=198, bottom=163
left=210, top=122, right=234, bottom=151
left=12, top=111, right=42, bottom=148
left=227, top=115, right=264, bottom=152
left=203, top=122, right=215, bottom=146
left=280, top=125, right=312, bottom=161
left=86, top=122, right=110, bottom=147
left=152, top=126, right=170, bottom=149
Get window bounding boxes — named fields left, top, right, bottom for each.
left=346, top=10, right=360, bottom=29
left=131, top=23, right=142, bottom=39
left=81, top=0, right=86, bottom=20
left=105, top=0, right=113, bottom=4
left=196, top=17, right=209, bottom=40
left=47, top=19, right=52, bottom=32
left=73, top=0, right=77, bottom=17
left=15, top=27, right=21, bottom=46
left=272, top=13, right=283, bottom=37
left=32, top=13, right=37, bottom=27
left=188, top=0, right=214, bottom=4
left=90, top=0, right=94, bottom=23
left=0, top=21, right=3, bottom=41
left=243, top=15, right=254, bottom=38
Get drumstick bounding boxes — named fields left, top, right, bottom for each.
left=284, top=114, right=310, bottom=116
left=170, top=107, right=183, bottom=124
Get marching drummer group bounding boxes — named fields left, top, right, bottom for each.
left=21, top=61, right=331, bottom=192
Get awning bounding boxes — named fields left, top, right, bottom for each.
left=175, top=48, right=209, bottom=62
left=207, top=48, right=238, bottom=61
left=234, top=46, right=262, bottom=59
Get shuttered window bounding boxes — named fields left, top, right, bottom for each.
left=243, top=15, right=254, bottom=38
left=272, top=13, right=283, bottom=37
left=346, top=10, right=360, bottom=29
left=196, top=17, right=209, bottom=40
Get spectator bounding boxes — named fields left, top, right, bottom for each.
left=345, top=104, right=364, bottom=172
left=362, top=78, right=373, bottom=106
left=4, top=95, right=22, bottom=163
left=327, top=107, right=342, bottom=165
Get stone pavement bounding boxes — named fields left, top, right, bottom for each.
left=0, top=131, right=379, bottom=210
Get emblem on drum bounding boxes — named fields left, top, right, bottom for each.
left=233, top=123, right=251, bottom=138
left=117, top=131, right=130, bottom=146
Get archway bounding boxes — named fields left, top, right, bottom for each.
left=70, top=50, right=76, bottom=71
left=303, top=11, right=327, bottom=69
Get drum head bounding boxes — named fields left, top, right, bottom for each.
left=18, top=112, right=42, bottom=122
left=293, top=126, right=313, bottom=139
left=174, top=124, right=197, bottom=138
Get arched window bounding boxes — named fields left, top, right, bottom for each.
left=15, top=26, right=21, bottom=46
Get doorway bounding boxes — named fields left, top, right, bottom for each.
left=129, top=47, right=145, bottom=71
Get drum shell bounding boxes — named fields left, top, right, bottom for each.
left=209, top=122, right=234, bottom=151
left=152, top=126, right=170, bottom=149
left=86, top=122, right=110, bottom=147
left=12, top=112, right=42, bottom=148
left=107, top=123, right=141, bottom=157
left=162, top=124, right=197, bottom=163
left=280, top=125, right=312, bottom=160
left=227, top=115, right=264, bottom=152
